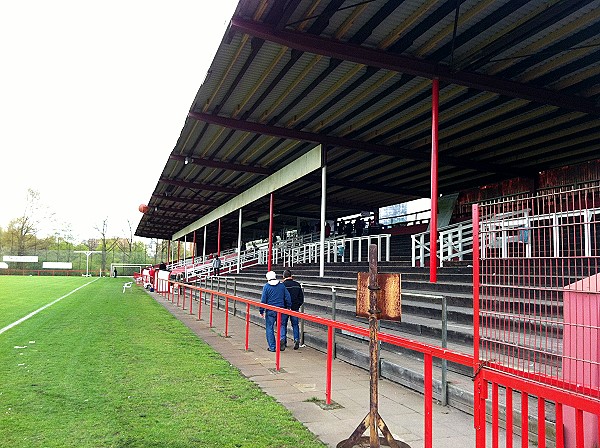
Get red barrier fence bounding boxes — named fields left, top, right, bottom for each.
left=474, top=184, right=600, bottom=447
left=159, top=279, right=470, bottom=447
left=154, top=274, right=599, bottom=447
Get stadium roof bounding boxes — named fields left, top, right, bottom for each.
left=136, top=0, right=600, bottom=241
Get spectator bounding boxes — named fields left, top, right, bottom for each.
left=259, top=271, right=291, bottom=352
left=324, top=221, right=331, bottom=238
left=282, top=269, right=304, bottom=350
left=355, top=218, right=365, bottom=237
left=211, top=256, right=222, bottom=276
left=345, top=220, right=354, bottom=237
left=159, top=261, right=167, bottom=271
left=369, top=217, right=381, bottom=235
left=300, top=221, right=309, bottom=235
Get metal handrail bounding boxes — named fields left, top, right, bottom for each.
left=157, top=278, right=471, bottom=411
left=412, top=205, right=600, bottom=266
left=412, top=220, right=474, bottom=267
left=282, top=234, right=392, bottom=266
left=174, top=231, right=393, bottom=281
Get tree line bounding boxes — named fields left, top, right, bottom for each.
left=0, top=189, right=167, bottom=274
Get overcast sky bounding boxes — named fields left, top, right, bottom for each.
left=0, top=1, right=239, bottom=242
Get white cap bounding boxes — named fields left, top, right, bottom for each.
left=265, top=271, right=277, bottom=281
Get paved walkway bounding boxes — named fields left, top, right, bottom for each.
left=152, top=292, right=502, bottom=448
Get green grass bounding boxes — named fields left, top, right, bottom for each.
left=0, top=277, right=326, bottom=447
left=0, top=276, right=93, bottom=329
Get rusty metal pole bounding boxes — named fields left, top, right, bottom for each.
left=368, top=243, right=380, bottom=447
left=339, top=244, right=403, bottom=448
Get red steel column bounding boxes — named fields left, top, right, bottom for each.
left=245, top=303, right=251, bottom=351
left=326, top=325, right=333, bottom=404
left=472, top=204, right=480, bottom=367
left=217, top=219, right=221, bottom=256
left=430, top=78, right=439, bottom=283
left=472, top=203, right=486, bottom=447
left=192, top=231, right=196, bottom=264
left=424, top=353, right=433, bottom=448
left=268, top=193, right=274, bottom=272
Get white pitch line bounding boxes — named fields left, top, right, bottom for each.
left=0, top=278, right=100, bottom=335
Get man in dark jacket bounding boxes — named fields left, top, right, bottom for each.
left=282, top=269, right=304, bottom=350
left=259, top=271, right=292, bottom=352
left=211, top=256, right=221, bottom=276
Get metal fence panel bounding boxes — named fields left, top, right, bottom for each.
left=476, top=185, right=600, bottom=396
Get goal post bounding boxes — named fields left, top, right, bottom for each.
left=110, top=263, right=147, bottom=277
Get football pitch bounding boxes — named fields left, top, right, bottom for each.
left=0, top=276, right=325, bottom=448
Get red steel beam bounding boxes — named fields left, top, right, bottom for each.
left=152, top=193, right=219, bottom=207
left=147, top=205, right=201, bottom=215
left=187, top=111, right=531, bottom=177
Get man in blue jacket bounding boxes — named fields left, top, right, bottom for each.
left=259, top=271, right=292, bottom=352
left=282, top=269, right=304, bottom=350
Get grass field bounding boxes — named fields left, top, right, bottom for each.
left=0, top=276, right=326, bottom=447
left=0, top=276, right=93, bottom=329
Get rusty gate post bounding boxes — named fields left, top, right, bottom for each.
left=368, top=244, right=380, bottom=447
left=338, top=244, right=404, bottom=448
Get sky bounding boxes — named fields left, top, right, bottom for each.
left=0, top=1, right=239, bottom=243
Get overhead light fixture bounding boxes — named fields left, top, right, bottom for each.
left=184, top=156, right=193, bottom=165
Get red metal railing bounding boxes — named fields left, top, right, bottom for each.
left=474, top=184, right=600, bottom=446
left=474, top=187, right=600, bottom=391
left=159, top=279, right=471, bottom=447
left=158, top=275, right=600, bottom=447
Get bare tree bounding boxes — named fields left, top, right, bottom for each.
left=6, top=189, right=54, bottom=255
left=115, top=220, right=135, bottom=259
left=95, top=218, right=118, bottom=274
left=158, top=239, right=169, bottom=263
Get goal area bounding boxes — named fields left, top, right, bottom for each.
left=110, top=264, right=147, bottom=277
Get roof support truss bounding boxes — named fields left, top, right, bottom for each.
left=188, top=111, right=532, bottom=177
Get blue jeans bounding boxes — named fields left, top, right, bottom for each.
left=265, top=311, right=285, bottom=350
left=281, top=313, right=300, bottom=341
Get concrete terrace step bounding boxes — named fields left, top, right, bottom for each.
left=225, top=282, right=473, bottom=336
left=212, top=263, right=477, bottom=348
left=205, top=276, right=475, bottom=353
left=227, top=279, right=561, bottom=359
